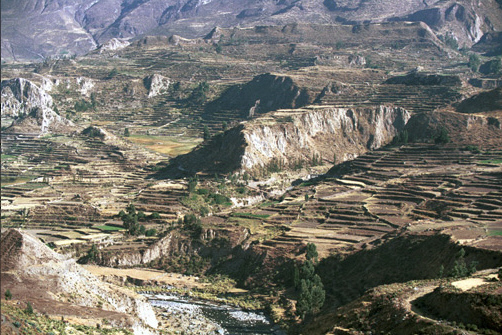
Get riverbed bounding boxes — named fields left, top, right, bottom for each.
left=141, top=292, right=284, bottom=334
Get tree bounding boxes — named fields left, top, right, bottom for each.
left=203, top=125, right=211, bottom=141
left=124, top=128, right=130, bottom=137
left=5, top=289, right=12, bottom=300
left=468, top=53, right=481, bottom=72
left=222, top=121, right=228, bottom=132
left=434, top=126, right=450, bottom=144
left=306, top=242, right=318, bottom=263
left=295, top=243, right=325, bottom=320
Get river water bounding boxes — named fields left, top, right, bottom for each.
left=142, top=292, right=284, bottom=335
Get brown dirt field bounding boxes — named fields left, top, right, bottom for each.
left=83, top=265, right=208, bottom=289
left=452, top=278, right=490, bottom=291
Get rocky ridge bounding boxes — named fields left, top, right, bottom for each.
left=166, top=105, right=410, bottom=176
left=0, top=229, right=158, bottom=334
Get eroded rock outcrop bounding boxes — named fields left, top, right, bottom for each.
left=144, top=74, right=170, bottom=98
left=99, top=227, right=250, bottom=268
left=165, top=105, right=410, bottom=176
left=1, top=78, right=76, bottom=135
left=0, top=229, right=158, bottom=334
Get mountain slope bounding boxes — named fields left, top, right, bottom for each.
left=2, top=0, right=501, bottom=61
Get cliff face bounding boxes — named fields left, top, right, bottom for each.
left=165, top=105, right=410, bottom=177
left=241, top=106, right=410, bottom=171
left=1, top=78, right=76, bottom=135
left=99, top=227, right=250, bottom=268
left=102, top=233, right=176, bottom=267
left=0, top=229, right=158, bottom=334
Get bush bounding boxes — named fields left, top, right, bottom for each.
left=145, top=228, right=157, bottom=237
left=197, top=188, right=209, bottom=195
left=210, top=193, right=231, bottom=205
left=5, top=289, right=12, bottom=300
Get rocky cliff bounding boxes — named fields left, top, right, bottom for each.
left=1, top=78, right=76, bottom=135
left=164, top=105, right=410, bottom=177
left=0, top=229, right=158, bottom=334
left=99, top=227, right=250, bottom=268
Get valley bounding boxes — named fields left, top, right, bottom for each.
left=1, top=3, right=502, bottom=334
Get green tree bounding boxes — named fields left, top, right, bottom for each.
left=124, top=128, right=130, bottom=137
left=295, top=243, right=325, bottom=320
left=5, top=289, right=12, bottom=300
left=434, top=126, right=450, bottom=144
left=306, top=242, right=318, bottom=263
left=488, top=57, right=502, bottom=74
left=468, top=53, right=481, bottom=72
left=222, top=121, right=228, bottom=132
left=203, top=125, right=211, bottom=141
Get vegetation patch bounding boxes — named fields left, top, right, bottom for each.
left=128, top=135, right=202, bottom=156
left=232, top=212, right=271, bottom=219
left=95, top=225, right=126, bottom=232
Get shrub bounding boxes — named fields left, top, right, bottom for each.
left=145, top=228, right=157, bottom=237
left=434, top=126, right=450, bottom=144
left=25, top=302, right=34, bottom=314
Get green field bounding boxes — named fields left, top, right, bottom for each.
left=232, top=212, right=271, bottom=219
left=478, top=159, right=502, bottom=164
left=95, top=225, right=126, bottom=232
left=128, top=135, right=202, bottom=156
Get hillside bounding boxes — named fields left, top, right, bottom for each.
left=2, top=0, right=502, bottom=61
left=0, top=229, right=158, bottom=334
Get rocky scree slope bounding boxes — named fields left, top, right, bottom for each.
left=1, top=78, right=77, bottom=135
left=162, top=105, right=410, bottom=177
left=2, top=0, right=501, bottom=61
left=0, top=229, right=158, bottom=334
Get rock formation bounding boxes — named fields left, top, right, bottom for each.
left=0, top=229, right=158, bottom=334
left=1, top=78, right=76, bottom=135
left=143, top=74, right=170, bottom=98
left=166, top=105, right=410, bottom=176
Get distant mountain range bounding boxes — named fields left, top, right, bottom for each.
left=2, top=0, right=501, bottom=61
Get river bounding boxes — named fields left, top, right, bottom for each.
left=141, top=292, right=285, bottom=335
